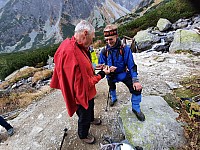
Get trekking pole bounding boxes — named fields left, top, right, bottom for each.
left=59, top=128, right=68, bottom=150
left=105, top=88, right=110, bottom=111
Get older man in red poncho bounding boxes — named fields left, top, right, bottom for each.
left=50, top=20, right=110, bottom=144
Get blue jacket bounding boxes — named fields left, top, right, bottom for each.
left=98, top=38, right=138, bottom=82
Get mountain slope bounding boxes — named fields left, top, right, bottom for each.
left=0, top=0, right=154, bottom=53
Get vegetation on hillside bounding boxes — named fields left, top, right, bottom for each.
left=0, top=44, right=59, bottom=80
left=118, top=0, right=200, bottom=37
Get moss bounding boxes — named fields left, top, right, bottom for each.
left=177, top=75, right=200, bottom=98
left=124, top=125, right=134, bottom=144
left=174, top=50, right=193, bottom=54
left=120, top=106, right=134, bottom=144
left=164, top=75, right=200, bottom=109
left=120, top=106, right=146, bottom=147
left=162, top=93, right=180, bottom=109
left=174, top=88, right=195, bottom=98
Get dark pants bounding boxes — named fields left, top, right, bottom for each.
left=0, top=116, right=13, bottom=131
left=108, top=73, right=141, bottom=95
left=76, top=99, right=94, bottom=139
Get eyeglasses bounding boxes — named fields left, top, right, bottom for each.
left=105, top=38, right=113, bottom=42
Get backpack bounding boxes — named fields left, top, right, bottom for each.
left=100, top=143, right=134, bottom=150
left=100, top=143, right=122, bottom=150
left=99, top=137, right=143, bottom=150
left=101, top=44, right=137, bottom=73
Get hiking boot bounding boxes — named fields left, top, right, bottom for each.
left=109, top=99, right=117, bottom=107
left=7, top=128, right=14, bottom=136
left=81, top=134, right=95, bottom=144
left=132, top=109, right=145, bottom=121
left=91, top=118, right=102, bottom=125
left=135, top=146, right=143, bottom=150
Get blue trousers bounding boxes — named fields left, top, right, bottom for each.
left=0, top=116, right=13, bottom=131
left=108, top=73, right=142, bottom=112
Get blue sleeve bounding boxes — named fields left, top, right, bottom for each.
left=98, top=49, right=107, bottom=65
left=124, top=46, right=138, bottom=80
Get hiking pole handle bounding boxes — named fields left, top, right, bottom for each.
left=60, top=128, right=68, bottom=150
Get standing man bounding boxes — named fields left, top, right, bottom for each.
left=50, top=20, right=110, bottom=144
left=98, top=24, right=145, bottom=121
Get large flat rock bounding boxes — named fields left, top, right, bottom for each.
left=120, top=96, right=186, bottom=150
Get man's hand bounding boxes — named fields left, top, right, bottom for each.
left=103, top=66, right=110, bottom=75
left=133, top=82, right=142, bottom=91
left=95, top=64, right=104, bottom=70
left=109, top=66, right=117, bottom=72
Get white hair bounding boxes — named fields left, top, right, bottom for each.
left=75, top=20, right=95, bottom=34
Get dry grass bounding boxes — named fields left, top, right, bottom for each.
left=0, top=67, right=42, bottom=89
left=0, top=67, right=52, bottom=114
left=0, top=66, right=53, bottom=115
left=32, top=69, right=52, bottom=84
left=0, top=85, right=52, bottom=115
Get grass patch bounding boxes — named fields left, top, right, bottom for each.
left=174, top=75, right=200, bottom=98
left=163, top=93, right=181, bottom=110
left=163, top=75, right=200, bottom=149
left=0, top=86, right=53, bottom=115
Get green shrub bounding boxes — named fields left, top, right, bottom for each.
left=0, top=44, right=59, bottom=80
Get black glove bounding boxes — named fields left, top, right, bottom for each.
left=97, top=71, right=105, bottom=79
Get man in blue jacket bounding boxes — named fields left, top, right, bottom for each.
left=98, top=24, right=145, bottom=121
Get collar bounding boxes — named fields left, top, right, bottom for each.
left=72, top=36, right=88, bottom=52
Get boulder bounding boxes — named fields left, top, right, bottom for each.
left=169, top=29, right=200, bottom=54
left=134, top=29, right=160, bottom=52
left=157, top=18, right=172, bottom=32
left=119, top=96, right=186, bottom=149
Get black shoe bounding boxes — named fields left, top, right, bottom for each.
left=135, top=146, right=143, bottom=150
left=132, top=109, right=145, bottom=121
left=7, top=128, right=14, bottom=136
left=91, top=118, right=102, bottom=125
left=81, top=134, right=95, bottom=144
left=109, top=99, right=117, bottom=107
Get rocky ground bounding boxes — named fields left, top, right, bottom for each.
left=0, top=51, right=199, bottom=150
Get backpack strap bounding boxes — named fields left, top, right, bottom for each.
left=101, top=46, right=109, bottom=57
left=102, top=45, right=125, bottom=67
left=103, top=45, right=124, bottom=58
left=119, top=45, right=124, bottom=57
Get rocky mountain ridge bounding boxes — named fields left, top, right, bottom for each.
left=0, top=0, right=156, bottom=53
